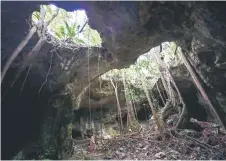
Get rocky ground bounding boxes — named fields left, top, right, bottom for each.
left=69, top=118, right=226, bottom=160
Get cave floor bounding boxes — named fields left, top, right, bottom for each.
left=70, top=121, right=226, bottom=160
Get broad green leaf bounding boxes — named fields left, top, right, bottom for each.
left=60, top=26, right=65, bottom=35
left=55, top=32, right=62, bottom=38
left=72, top=22, right=77, bottom=32
left=77, top=39, right=85, bottom=44
left=64, top=21, right=71, bottom=34
left=33, top=11, right=40, bottom=20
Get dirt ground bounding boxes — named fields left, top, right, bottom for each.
left=69, top=119, right=226, bottom=160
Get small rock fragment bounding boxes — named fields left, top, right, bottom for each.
left=145, top=152, right=150, bottom=156
left=207, top=137, right=218, bottom=146
left=120, top=153, right=126, bottom=159
left=138, top=143, right=144, bottom=148
left=119, top=147, right=124, bottom=152
left=104, top=155, right=113, bottom=160
left=167, top=149, right=180, bottom=159
left=116, top=150, right=120, bottom=155
left=143, top=145, right=149, bottom=150
left=155, top=152, right=166, bottom=159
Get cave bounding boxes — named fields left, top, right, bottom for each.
left=72, top=129, right=83, bottom=140
left=2, top=1, right=226, bottom=160
left=136, top=102, right=152, bottom=121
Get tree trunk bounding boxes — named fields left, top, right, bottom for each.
left=1, top=26, right=37, bottom=83
left=122, top=69, right=137, bottom=131
left=175, top=103, right=189, bottom=129
left=178, top=48, right=225, bottom=130
left=156, top=81, right=166, bottom=105
left=141, top=79, right=164, bottom=134
left=110, top=77, right=124, bottom=132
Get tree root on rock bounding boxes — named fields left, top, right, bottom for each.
left=4, top=8, right=59, bottom=90
left=171, top=129, right=214, bottom=150
left=175, top=103, right=189, bottom=129
left=160, top=100, right=172, bottom=123
left=1, top=26, right=37, bottom=83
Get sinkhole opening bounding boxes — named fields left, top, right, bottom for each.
left=31, top=4, right=102, bottom=47
left=100, top=41, right=182, bottom=107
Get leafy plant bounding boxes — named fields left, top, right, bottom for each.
left=67, top=123, right=73, bottom=137
left=31, top=4, right=102, bottom=47
left=108, top=127, right=119, bottom=137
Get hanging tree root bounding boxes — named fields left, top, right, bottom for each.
left=110, top=77, right=124, bottom=133
left=121, top=69, right=132, bottom=131
left=156, top=81, right=166, bottom=105
left=9, top=38, right=47, bottom=89
left=39, top=51, right=54, bottom=94
left=175, top=103, right=189, bottom=129
left=7, top=8, right=59, bottom=89
left=171, top=129, right=214, bottom=150
left=159, top=44, right=185, bottom=113
left=20, top=64, right=32, bottom=93
left=1, top=6, right=48, bottom=83
left=160, top=100, right=173, bottom=123
left=169, top=44, right=185, bottom=115
left=1, top=26, right=37, bottom=83
left=160, top=93, right=187, bottom=129
left=138, top=56, right=165, bottom=134
left=159, top=45, right=184, bottom=109
left=97, top=55, right=104, bottom=140
left=154, top=53, right=171, bottom=100
left=144, top=83, right=165, bottom=134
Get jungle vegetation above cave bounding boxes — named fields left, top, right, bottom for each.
left=32, top=4, right=102, bottom=47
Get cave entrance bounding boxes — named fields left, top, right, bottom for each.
left=100, top=42, right=180, bottom=124
left=136, top=102, right=152, bottom=121
left=72, top=129, right=83, bottom=140
left=99, top=41, right=210, bottom=131
left=31, top=4, right=102, bottom=47
left=86, top=41, right=186, bottom=133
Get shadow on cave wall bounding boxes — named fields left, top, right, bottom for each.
left=1, top=69, right=52, bottom=159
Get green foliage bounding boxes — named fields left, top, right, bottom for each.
left=127, top=85, right=146, bottom=102
left=161, top=42, right=181, bottom=67
left=32, top=4, right=102, bottom=47
left=108, top=127, right=119, bottom=137
left=130, top=118, right=139, bottom=131
left=101, top=42, right=180, bottom=103
left=83, top=155, right=93, bottom=160
left=39, top=143, right=55, bottom=160
left=67, top=123, right=73, bottom=137
left=32, top=11, right=40, bottom=20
